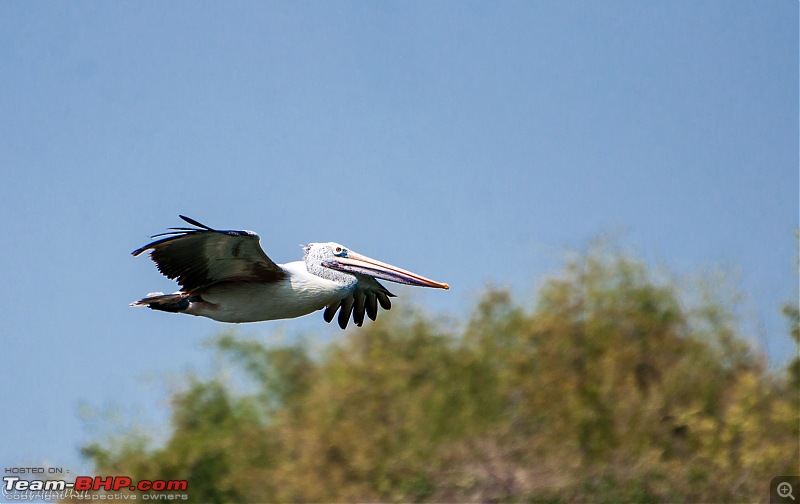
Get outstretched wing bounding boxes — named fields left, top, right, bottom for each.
left=322, top=274, right=396, bottom=330
left=132, top=215, right=287, bottom=292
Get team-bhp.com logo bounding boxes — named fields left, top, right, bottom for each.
left=3, top=472, right=189, bottom=501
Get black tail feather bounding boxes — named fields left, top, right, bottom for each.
left=131, top=292, right=191, bottom=313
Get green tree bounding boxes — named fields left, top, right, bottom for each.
left=78, top=246, right=799, bottom=503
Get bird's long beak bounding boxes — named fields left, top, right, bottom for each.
left=324, top=251, right=450, bottom=289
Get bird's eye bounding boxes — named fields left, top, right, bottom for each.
left=334, top=246, right=344, bottom=255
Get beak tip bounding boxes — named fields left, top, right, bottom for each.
left=442, top=283, right=450, bottom=290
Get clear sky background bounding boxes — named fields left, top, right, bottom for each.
left=1, top=2, right=797, bottom=479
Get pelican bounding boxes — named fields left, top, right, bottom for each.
left=131, top=216, right=449, bottom=329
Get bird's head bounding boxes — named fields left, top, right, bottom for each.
left=303, top=242, right=449, bottom=289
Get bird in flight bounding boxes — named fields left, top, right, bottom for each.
left=131, top=216, right=449, bottom=329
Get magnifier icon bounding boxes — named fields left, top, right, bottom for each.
left=778, top=482, right=795, bottom=501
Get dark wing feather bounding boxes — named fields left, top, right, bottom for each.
left=323, top=274, right=396, bottom=330
left=352, top=291, right=366, bottom=327
left=132, top=215, right=286, bottom=292
left=337, top=297, right=355, bottom=330
left=365, top=294, right=378, bottom=321
left=323, top=301, right=341, bottom=323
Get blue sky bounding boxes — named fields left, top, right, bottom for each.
left=1, top=2, right=796, bottom=480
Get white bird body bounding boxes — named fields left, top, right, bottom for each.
left=132, top=216, right=449, bottom=329
left=187, top=261, right=351, bottom=323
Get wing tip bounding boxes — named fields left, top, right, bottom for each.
left=179, top=215, right=213, bottom=230
left=131, top=215, right=208, bottom=257
left=131, top=245, right=149, bottom=257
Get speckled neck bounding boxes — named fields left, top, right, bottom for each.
left=304, top=244, right=358, bottom=288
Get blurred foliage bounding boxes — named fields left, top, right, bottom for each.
left=80, top=246, right=799, bottom=503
